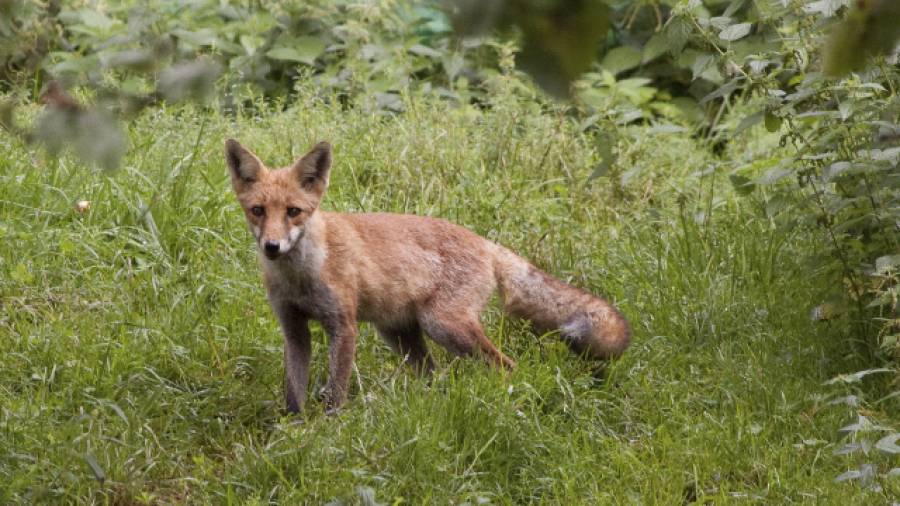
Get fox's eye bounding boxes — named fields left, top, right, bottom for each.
left=286, top=207, right=302, bottom=218
left=250, top=206, right=264, bottom=216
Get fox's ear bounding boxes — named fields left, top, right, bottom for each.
left=225, top=138, right=265, bottom=188
left=292, top=141, right=331, bottom=194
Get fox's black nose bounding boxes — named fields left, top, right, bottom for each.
left=263, top=241, right=280, bottom=255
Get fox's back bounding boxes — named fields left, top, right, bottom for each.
left=317, top=212, right=498, bottom=325
left=322, top=212, right=498, bottom=284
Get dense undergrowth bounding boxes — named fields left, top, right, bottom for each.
left=1, top=91, right=897, bottom=502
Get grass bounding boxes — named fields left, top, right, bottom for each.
left=1, top=90, right=897, bottom=503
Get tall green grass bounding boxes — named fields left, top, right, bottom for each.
left=1, top=92, right=896, bottom=503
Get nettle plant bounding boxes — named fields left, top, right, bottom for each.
left=677, top=0, right=899, bottom=486
left=0, top=0, right=507, bottom=168
left=661, top=1, right=899, bottom=351
left=777, top=68, right=899, bottom=489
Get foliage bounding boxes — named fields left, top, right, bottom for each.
left=672, top=0, right=900, bottom=488
left=0, top=1, right=897, bottom=162
left=0, top=0, right=469, bottom=103
left=655, top=0, right=900, bottom=343
left=0, top=0, right=60, bottom=88
left=0, top=0, right=509, bottom=169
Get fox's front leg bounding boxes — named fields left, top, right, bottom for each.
left=321, top=313, right=358, bottom=412
left=274, top=303, right=311, bottom=414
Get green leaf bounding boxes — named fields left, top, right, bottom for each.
left=642, top=32, right=669, bottom=64
left=689, top=53, right=716, bottom=81
left=822, top=161, right=851, bottom=181
left=664, top=16, right=692, bottom=56
left=733, top=111, right=763, bottom=136
left=408, top=44, right=442, bottom=58
left=875, top=255, right=900, bottom=274
left=172, top=28, right=219, bottom=47
left=158, top=60, right=222, bottom=102
left=824, top=0, right=900, bottom=77
left=589, top=133, right=616, bottom=181
left=875, top=432, right=900, bottom=454
left=84, top=453, right=105, bottom=484
left=47, top=54, right=100, bottom=76
left=699, top=77, right=741, bottom=104
left=752, top=167, right=793, bottom=185
left=764, top=111, right=782, bottom=132
left=600, top=47, right=642, bottom=76
left=648, top=124, right=686, bottom=134
left=102, top=50, right=156, bottom=72
left=670, top=97, right=705, bottom=123
left=719, top=23, right=752, bottom=41
left=838, top=415, right=887, bottom=434
left=267, top=40, right=325, bottom=66
left=579, top=88, right=610, bottom=109
left=729, top=174, right=756, bottom=196
left=825, top=368, right=893, bottom=385
left=374, top=92, right=404, bottom=112
left=240, top=35, right=264, bottom=56
left=723, top=0, right=749, bottom=17
left=835, top=465, right=875, bottom=484
left=59, top=238, right=76, bottom=254
left=271, top=37, right=327, bottom=66
left=11, top=263, right=33, bottom=284
left=266, top=47, right=304, bottom=62
left=78, top=10, right=116, bottom=30
left=356, top=486, right=384, bottom=506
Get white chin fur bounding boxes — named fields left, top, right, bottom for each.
left=287, top=226, right=304, bottom=249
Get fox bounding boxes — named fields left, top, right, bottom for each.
left=225, top=138, right=630, bottom=412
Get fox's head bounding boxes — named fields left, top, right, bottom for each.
left=225, top=138, right=331, bottom=260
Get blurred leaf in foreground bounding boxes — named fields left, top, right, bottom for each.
left=158, top=59, right=222, bottom=102
left=824, top=0, right=900, bottom=77
left=35, top=82, right=125, bottom=171
left=446, top=0, right=611, bottom=97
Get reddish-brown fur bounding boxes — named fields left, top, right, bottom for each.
left=226, top=139, right=630, bottom=412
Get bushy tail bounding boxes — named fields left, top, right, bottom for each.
left=493, top=247, right=630, bottom=359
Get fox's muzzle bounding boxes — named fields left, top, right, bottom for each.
left=258, top=226, right=305, bottom=260
left=263, top=241, right=281, bottom=258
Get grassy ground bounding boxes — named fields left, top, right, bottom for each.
left=1, top=91, right=896, bottom=503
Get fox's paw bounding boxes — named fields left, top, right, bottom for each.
left=319, top=383, right=347, bottom=414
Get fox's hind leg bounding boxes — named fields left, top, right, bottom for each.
left=376, top=323, right=434, bottom=374
left=419, top=307, right=516, bottom=369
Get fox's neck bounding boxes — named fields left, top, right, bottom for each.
left=291, top=211, right=327, bottom=270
